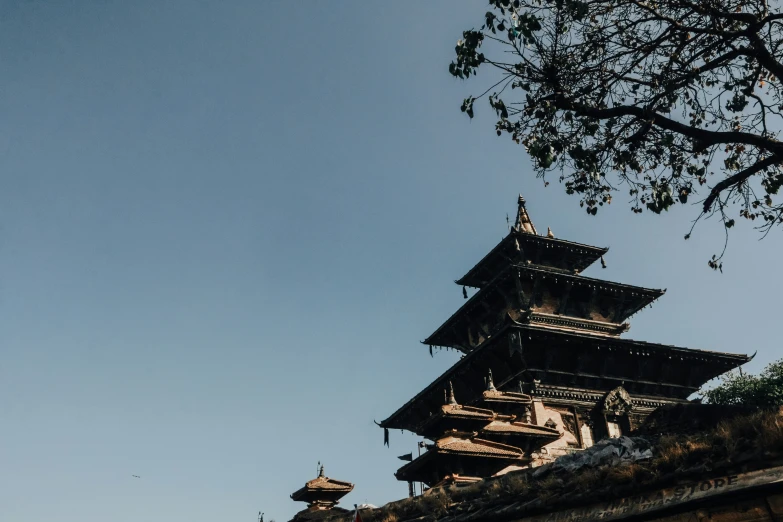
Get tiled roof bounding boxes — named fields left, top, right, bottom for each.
left=455, top=230, right=608, bottom=288
left=290, top=473, right=354, bottom=504
left=480, top=421, right=561, bottom=438
left=416, top=405, right=499, bottom=438
left=303, top=476, right=354, bottom=491
left=435, top=436, right=525, bottom=458
left=394, top=436, right=526, bottom=486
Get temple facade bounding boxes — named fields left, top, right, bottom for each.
left=380, top=195, right=751, bottom=490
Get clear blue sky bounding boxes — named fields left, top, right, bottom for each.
left=0, top=2, right=780, bottom=522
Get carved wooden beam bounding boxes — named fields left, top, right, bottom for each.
left=527, top=277, right=541, bottom=309
left=542, top=368, right=698, bottom=392
left=497, top=285, right=515, bottom=310
left=572, top=353, right=587, bottom=385
left=636, top=357, right=647, bottom=382
left=450, top=325, right=470, bottom=352
left=611, top=294, right=627, bottom=323
left=516, top=240, right=527, bottom=263
left=556, top=282, right=574, bottom=315
left=466, top=324, right=476, bottom=348
left=559, top=248, right=571, bottom=271
left=571, top=406, right=585, bottom=448
left=658, top=359, right=669, bottom=385
left=685, top=363, right=698, bottom=390
left=479, top=299, right=493, bottom=315
left=543, top=351, right=554, bottom=381
left=572, top=286, right=589, bottom=319
left=600, top=353, right=610, bottom=378
left=589, top=286, right=599, bottom=318
left=513, top=269, right=527, bottom=308
left=476, top=320, right=491, bottom=340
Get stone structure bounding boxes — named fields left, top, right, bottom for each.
left=379, top=195, right=752, bottom=488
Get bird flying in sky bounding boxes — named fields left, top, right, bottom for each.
left=132, top=475, right=140, bottom=478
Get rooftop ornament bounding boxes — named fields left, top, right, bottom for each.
left=486, top=369, right=497, bottom=392
left=514, top=194, right=538, bottom=235
left=447, top=381, right=458, bottom=406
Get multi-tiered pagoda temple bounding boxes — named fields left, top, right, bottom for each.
left=289, top=466, right=354, bottom=522
left=380, top=195, right=751, bottom=489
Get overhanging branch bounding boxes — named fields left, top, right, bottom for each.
left=554, top=99, right=783, bottom=155
left=702, top=155, right=781, bottom=213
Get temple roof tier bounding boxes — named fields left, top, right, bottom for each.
left=479, top=369, right=534, bottom=417
left=427, top=264, right=665, bottom=351
left=382, top=323, right=751, bottom=432
left=394, top=435, right=526, bottom=487
left=456, top=231, right=609, bottom=289
left=478, top=420, right=562, bottom=451
left=455, top=195, right=608, bottom=288
left=290, top=466, right=354, bottom=508
left=416, top=403, right=505, bottom=440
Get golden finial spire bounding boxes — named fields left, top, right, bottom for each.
left=514, top=194, right=538, bottom=235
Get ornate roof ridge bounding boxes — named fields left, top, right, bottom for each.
left=456, top=194, right=609, bottom=288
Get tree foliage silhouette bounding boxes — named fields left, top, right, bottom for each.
left=451, top=0, right=783, bottom=268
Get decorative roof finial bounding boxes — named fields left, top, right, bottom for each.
left=487, top=369, right=497, bottom=392
left=546, top=227, right=554, bottom=238
left=319, top=464, right=325, bottom=478
left=514, top=194, right=538, bottom=235
left=447, top=381, right=458, bottom=405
